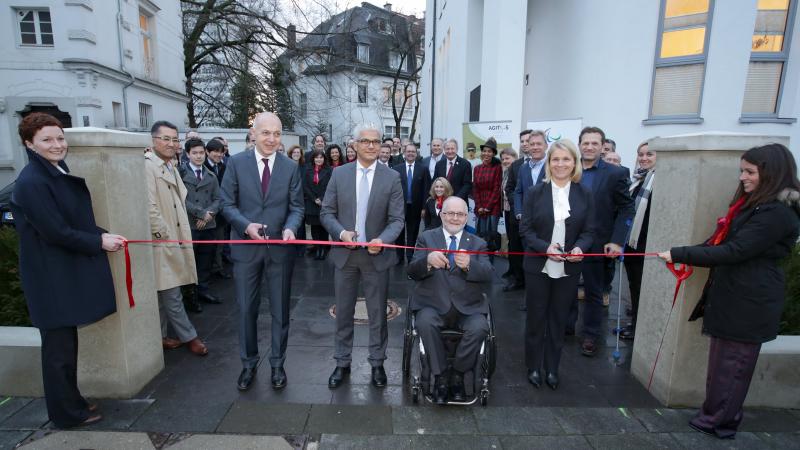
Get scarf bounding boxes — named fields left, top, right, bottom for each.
left=707, top=196, right=748, bottom=246
left=313, top=165, right=320, bottom=184
left=435, top=196, right=444, bottom=211
left=628, top=170, right=655, bottom=249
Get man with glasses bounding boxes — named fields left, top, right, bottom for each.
left=146, top=120, right=209, bottom=357
left=407, top=196, right=493, bottom=404
left=321, top=123, right=405, bottom=390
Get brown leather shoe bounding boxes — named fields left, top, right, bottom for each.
left=162, top=337, right=183, bottom=350
left=187, top=338, right=209, bottom=356
left=581, top=338, right=597, bottom=357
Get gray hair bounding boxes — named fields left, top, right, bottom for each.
left=430, top=137, right=443, bottom=145
left=445, top=138, right=459, bottom=148
left=352, top=123, right=380, bottom=138
left=500, top=147, right=518, bottom=159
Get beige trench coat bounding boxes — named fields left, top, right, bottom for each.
left=145, top=152, right=197, bottom=291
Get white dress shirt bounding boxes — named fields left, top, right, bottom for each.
left=543, top=182, right=571, bottom=279
left=355, top=159, right=377, bottom=205
left=428, top=153, right=442, bottom=178
left=255, top=150, right=275, bottom=178
left=442, top=228, right=463, bottom=249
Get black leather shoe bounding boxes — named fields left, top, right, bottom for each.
left=449, top=371, right=466, bottom=402
left=184, top=299, right=203, bottom=313
left=271, top=367, right=287, bottom=389
left=433, top=376, right=448, bottom=405
left=328, top=366, right=350, bottom=389
left=503, top=281, right=524, bottom=292
left=619, top=325, right=635, bottom=340
left=501, top=270, right=513, bottom=280
left=237, top=367, right=257, bottom=391
left=214, top=270, right=232, bottom=279
left=198, top=293, right=222, bottom=304
left=546, top=372, right=559, bottom=390
left=371, top=366, right=387, bottom=388
left=527, top=369, right=542, bottom=388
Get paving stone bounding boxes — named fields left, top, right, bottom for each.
left=216, top=401, right=309, bottom=434
left=498, top=435, right=592, bottom=450
left=0, top=398, right=33, bottom=425
left=472, top=407, right=564, bottom=435
left=306, top=405, right=392, bottom=435
left=17, top=431, right=155, bottom=450
left=753, top=431, right=800, bottom=449
left=129, top=398, right=231, bottom=433
left=0, top=398, right=49, bottom=430
left=78, top=399, right=154, bottom=431
left=166, top=433, right=294, bottom=450
left=319, top=434, right=502, bottom=450
left=670, top=431, right=772, bottom=449
left=629, top=408, right=697, bottom=433
left=552, top=407, right=647, bottom=434
left=237, top=382, right=334, bottom=405
left=739, top=408, right=800, bottom=432
left=0, top=430, right=32, bottom=449
left=330, top=385, right=406, bottom=406
left=595, top=384, right=661, bottom=408
left=392, top=406, right=477, bottom=435
left=586, top=432, right=682, bottom=449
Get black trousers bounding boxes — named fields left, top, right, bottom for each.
left=623, top=252, right=644, bottom=325
left=525, top=271, right=579, bottom=373
left=415, top=306, right=488, bottom=376
left=504, top=211, right=524, bottom=282
left=396, top=204, right=421, bottom=262
left=191, top=228, right=216, bottom=294
left=40, top=327, right=91, bottom=428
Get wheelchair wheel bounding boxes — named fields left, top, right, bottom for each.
left=402, top=332, right=412, bottom=377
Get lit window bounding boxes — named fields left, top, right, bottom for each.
left=742, top=0, right=795, bottom=117
left=139, top=10, right=156, bottom=80
left=16, top=9, right=53, bottom=47
left=647, top=0, right=713, bottom=120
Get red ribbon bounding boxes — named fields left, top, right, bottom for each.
left=647, top=262, right=694, bottom=391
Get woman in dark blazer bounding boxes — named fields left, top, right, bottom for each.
left=659, top=143, right=800, bottom=439
left=304, top=149, right=333, bottom=259
left=421, top=177, right=453, bottom=230
left=10, top=113, right=126, bottom=428
left=287, top=145, right=308, bottom=256
left=520, top=139, right=595, bottom=390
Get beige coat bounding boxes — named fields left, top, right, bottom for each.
left=145, top=152, right=197, bottom=291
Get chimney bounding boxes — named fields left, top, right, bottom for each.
left=384, top=3, right=392, bottom=11
left=287, top=24, right=296, bottom=49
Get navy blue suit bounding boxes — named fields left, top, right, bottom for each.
left=394, top=160, right=426, bottom=262
left=513, top=159, right=547, bottom=217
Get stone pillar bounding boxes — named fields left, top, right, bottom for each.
left=630, top=133, right=789, bottom=407
left=64, top=127, right=164, bottom=398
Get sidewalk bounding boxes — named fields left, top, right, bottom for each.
left=1, top=256, right=798, bottom=449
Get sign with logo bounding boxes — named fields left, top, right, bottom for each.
left=461, top=120, right=514, bottom=163
left=526, top=118, right=583, bottom=145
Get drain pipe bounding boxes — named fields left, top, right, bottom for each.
left=117, top=0, right=135, bottom=128
left=428, top=0, right=437, bottom=146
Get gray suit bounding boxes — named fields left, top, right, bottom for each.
left=320, top=161, right=405, bottom=367
left=221, top=150, right=304, bottom=368
left=407, top=228, right=494, bottom=375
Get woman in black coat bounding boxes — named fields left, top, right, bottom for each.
left=11, top=113, right=126, bottom=428
left=659, top=143, right=800, bottom=439
left=421, top=177, right=453, bottom=230
left=304, top=149, right=332, bottom=259
left=520, top=139, right=595, bottom=390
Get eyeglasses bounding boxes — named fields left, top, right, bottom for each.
left=441, top=212, right=467, bottom=218
left=357, top=138, right=382, bottom=146
left=153, top=136, right=181, bottom=144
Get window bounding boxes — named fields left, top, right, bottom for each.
left=647, top=0, right=714, bottom=122
left=742, top=0, right=796, bottom=118
left=389, top=51, right=405, bottom=71
left=299, top=93, right=307, bottom=118
left=112, top=102, right=123, bottom=127
left=16, top=9, right=53, bottom=46
left=357, top=82, right=368, bottom=104
left=139, top=10, right=156, bottom=80
left=357, top=44, right=370, bottom=63
left=299, top=135, right=308, bottom=149
left=384, top=126, right=410, bottom=140
left=138, top=103, right=153, bottom=129
left=328, top=81, right=333, bottom=99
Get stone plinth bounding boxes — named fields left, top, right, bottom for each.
left=66, top=128, right=163, bottom=398
left=0, top=327, right=43, bottom=396
left=630, top=132, right=792, bottom=408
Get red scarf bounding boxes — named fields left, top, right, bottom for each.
left=313, top=165, right=320, bottom=184
left=435, top=196, right=444, bottom=210
left=707, top=196, right=748, bottom=246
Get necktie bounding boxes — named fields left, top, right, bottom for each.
left=406, top=165, right=413, bottom=202
left=356, top=167, right=370, bottom=242
left=446, top=160, right=454, bottom=180
left=195, top=169, right=202, bottom=181
left=261, top=158, right=270, bottom=195
left=448, top=235, right=457, bottom=269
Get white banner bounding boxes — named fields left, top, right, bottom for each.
left=526, top=118, right=583, bottom=145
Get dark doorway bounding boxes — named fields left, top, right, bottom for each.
left=19, top=104, right=73, bottom=128
left=469, top=85, right=481, bottom=122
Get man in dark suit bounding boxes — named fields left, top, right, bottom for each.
left=407, top=196, right=494, bottom=404
left=502, top=130, right=531, bottom=290
left=574, top=126, right=634, bottom=357
left=393, top=142, right=427, bottom=264
left=421, top=138, right=445, bottom=190
left=221, top=112, right=304, bottom=391
left=204, top=139, right=232, bottom=279
left=321, top=124, right=405, bottom=389
left=433, top=139, right=472, bottom=201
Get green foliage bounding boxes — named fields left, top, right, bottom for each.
left=269, top=60, right=294, bottom=131
left=779, top=242, right=800, bottom=335
left=0, top=227, right=31, bottom=326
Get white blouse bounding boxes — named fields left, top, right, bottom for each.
left=543, top=182, right=571, bottom=279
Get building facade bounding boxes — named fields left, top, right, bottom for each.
left=420, top=0, right=800, bottom=166
left=281, top=2, right=424, bottom=148
left=0, top=0, right=189, bottom=187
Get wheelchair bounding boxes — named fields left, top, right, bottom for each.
left=401, top=295, right=496, bottom=406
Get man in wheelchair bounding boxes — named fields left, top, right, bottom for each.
left=407, top=197, right=494, bottom=404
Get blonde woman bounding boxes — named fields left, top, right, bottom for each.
left=422, top=177, right=454, bottom=230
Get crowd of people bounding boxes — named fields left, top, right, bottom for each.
left=10, top=111, right=799, bottom=440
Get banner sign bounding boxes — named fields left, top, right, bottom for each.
left=526, top=118, right=583, bottom=144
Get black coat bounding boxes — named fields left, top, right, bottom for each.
left=10, top=150, right=116, bottom=329
left=203, top=159, right=226, bottom=185
left=434, top=156, right=472, bottom=201
left=519, top=181, right=596, bottom=275
left=393, top=161, right=426, bottom=211
left=303, top=165, right=332, bottom=220
left=423, top=197, right=443, bottom=230
left=671, top=191, right=800, bottom=344
left=583, top=159, right=634, bottom=250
